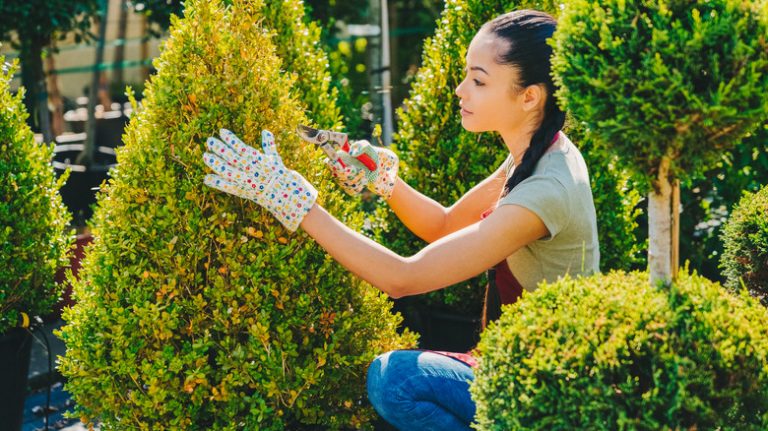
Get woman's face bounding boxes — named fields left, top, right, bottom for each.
left=455, top=30, right=535, bottom=135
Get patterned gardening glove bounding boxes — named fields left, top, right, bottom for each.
left=203, top=129, right=317, bottom=232
left=332, top=140, right=399, bottom=200
left=323, top=154, right=368, bottom=196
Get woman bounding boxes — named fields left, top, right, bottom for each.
left=202, top=9, right=599, bottom=430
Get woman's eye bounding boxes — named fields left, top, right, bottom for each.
left=473, top=79, right=485, bottom=87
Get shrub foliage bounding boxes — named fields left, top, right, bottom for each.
left=552, top=0, right=768, bottom=186
left=472, top=270, right=768, bottom=430
left=0, top=59, right=71, bottom=335
left=721, top=183, right=768, bottom=306
left=58, top=1, right=415, bottom=429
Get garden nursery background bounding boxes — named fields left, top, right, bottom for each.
left=1, top=0, right=768, bottom=430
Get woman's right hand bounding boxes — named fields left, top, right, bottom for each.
left=331, top=140, right=399, bottom=200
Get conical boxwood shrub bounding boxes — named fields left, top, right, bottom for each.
left=0, top=58, right=71, bottom=334
left=471, top=271, right=768, bottom=429
left=58, top=1, right=415, bottom=429
left=380, top=0, right=642, bottom=315
left=262, top=0, right=341, bottom=130
left=721, top=184, right=768, bottom=306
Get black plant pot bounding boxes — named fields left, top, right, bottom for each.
left=0, top=328, right=33, bottom=431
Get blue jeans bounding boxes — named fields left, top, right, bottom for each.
left=367, top=350, right=476, bottom=430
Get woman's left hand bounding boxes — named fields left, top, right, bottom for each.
left=202, top=129, right=317, bottom=232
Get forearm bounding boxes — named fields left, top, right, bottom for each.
left=300, top=203, right=410, bottom=298
left=386, top=177, right=449, bottom=243
left=299, top=200, right=546, bottom=300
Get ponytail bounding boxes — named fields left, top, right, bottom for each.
left=502, top=98, right=566, bottom=196
left=482, top=9, right=564, bottom=196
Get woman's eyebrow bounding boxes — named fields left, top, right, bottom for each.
left=466, top=65, right=490, bottom=76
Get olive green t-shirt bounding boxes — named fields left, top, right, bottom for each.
left=496, top=132, right=599, bottom=291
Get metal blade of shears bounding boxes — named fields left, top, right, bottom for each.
left=296, top=124, right=378, bottom=171
left=296, top=125, right=349, bottom=161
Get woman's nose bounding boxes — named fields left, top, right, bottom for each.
left=455, top=80, right=465, bottom=98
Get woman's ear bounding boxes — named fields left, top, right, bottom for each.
left=520, top=84, right=546, bottom=112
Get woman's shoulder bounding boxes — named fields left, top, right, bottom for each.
left=536, top=132, right=589, bottom=179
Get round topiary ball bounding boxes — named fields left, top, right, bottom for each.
left=721, top=184, right=768, bottom=306
left=471, top=270, right=768, bottom=430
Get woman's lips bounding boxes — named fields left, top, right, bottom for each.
left=461, top=108, right=473, bottom=116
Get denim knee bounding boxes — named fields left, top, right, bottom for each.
left=367, top=351, right=398, bottom=418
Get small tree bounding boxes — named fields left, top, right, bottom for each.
left=720, top=184, right=768, bottom=306
left=58, top=1, right=415, bottom=429
left=0, top=59, right=71, bottom=335
left=380, top=0, right=642, bottom=315
left=0, top=1, right=99, bottom=140
left=552, top=0, right=768, bottom=285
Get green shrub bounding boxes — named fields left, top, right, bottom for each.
left=552, top=0, right=768, bottom=283
left=58, top=1, right=415, bottom=429
left=471, top=270, right=768, bottom=430
left=379, top=0, right=642, bottom=315
left=680, top=121, right=768, bottom=282
left=721, top=184, right=768, bottom=306
left=262, top=0, right=341, bottom=130
left=0, top=59, right=71, bottom=335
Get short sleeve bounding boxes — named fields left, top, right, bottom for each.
left=497, top=175, right=571, bottom=239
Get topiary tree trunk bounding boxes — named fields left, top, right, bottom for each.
left=58, top=1, right=415, bottom=429
left=552, top=0, right=768, bottom=286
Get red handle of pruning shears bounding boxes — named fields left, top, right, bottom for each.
left=338, top=139, right=377, bottom=171
left=355, top=154, right=377, bottom=171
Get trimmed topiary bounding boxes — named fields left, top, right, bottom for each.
left=58, top=1, right=415, bottom=429
left=262, top=0, right=341, bottom=130
left=721, top=184, right=768, bottom=306
left=681, top=121, right=768, bottom=282
left=0, top=58, right=71, bottom=334
left=471, top=270, right=768, bottom=430
left=552, top=0, right=768, bottom=284
left=379, top=0, right=642, bottom=315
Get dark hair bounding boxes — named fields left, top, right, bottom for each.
left=483, top=10, right=566, bottom=195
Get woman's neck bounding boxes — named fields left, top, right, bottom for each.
left=500, top=127, right=534, bottom=165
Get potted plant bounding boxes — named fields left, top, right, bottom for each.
left=0, top=59, right=71, bottom=431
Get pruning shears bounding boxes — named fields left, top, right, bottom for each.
left=296, top=124, right=377, bottom=171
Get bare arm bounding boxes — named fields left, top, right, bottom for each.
left=300, top=201, right=547, bottom=298
left=387, top=163, right=507, bottom=243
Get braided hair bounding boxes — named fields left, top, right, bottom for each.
left=483, top=10, right=566, bottom=196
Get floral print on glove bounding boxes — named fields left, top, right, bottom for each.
left=342, top=140, right=398, bottom=199
left=203, top=129, right=317, bottom=232
left=324, top=155, right=368, bottom=196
